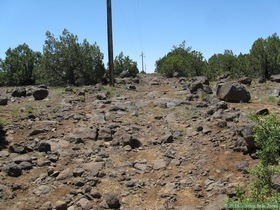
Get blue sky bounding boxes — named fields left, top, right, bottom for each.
left=1, top=0, right=280, bottom=73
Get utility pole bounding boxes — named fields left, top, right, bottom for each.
left=107, top=0, right=114, bottom=86
left=140, top=51, right=145, bottom=73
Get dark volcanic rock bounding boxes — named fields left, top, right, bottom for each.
left=33, top=88, right=49, bottom=100
left=189, top=81, right=203, bottom=94
left=240, top=124, right=257, bottom=149
left=30, top=129, right=46, bottom=136
left=12, top=87, right=26, bottom=97
left=103, top=192, right=121, bottom=209
left=6, top=163, right=22, bottom=177
left=0, top=96, right=8, bottom=106
left=256, top=108, right=269, bottom=116
left=38, top=142, right=51, bottom=153
left=217, top=81, right=251, bottom=103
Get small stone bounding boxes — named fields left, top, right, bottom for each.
left=34, top=185, right=51, bottom=196
left=39, top=201, right=53, bottom=210
left=90, top=188, right=102, bottom=198
left=256, top=108, right=269, bottom=116
left=56, top=168, right=73, bottom=181
left=73, top=167, right=84, bottom=177
left=74, top=178, right=85, bottom=187
left=54, top=200, right=67, bottom=210
left=161, top=134, right=174, bottom=143
left=103, top=192, right=121, bottom=208
left=97, top=93, right=107, bottom=100
left=19, top=161, right=33, bottom=170
left=0, top=150, right=10, bottom=158
left=76, top=198, right=92, bottom=210
left=6, top=163, right=22, bottom=177
left=153, top=159, right=167, bottom=170
left=123, top=145, right=132, bottom=151
left=194, top=184, right=202, bottom=192
left=30, top=129, right=46, bottom=136
left=202, top=127, right=211, bottom=134
left=9, top=143, right=27, bottom=154
left=13, top=154, right=32, bottom=164
left=38, top=142, right=51, bottom=153
left=134, top=163, right=147, bottom=171
left=236, top=161, right=249, bottom=173
left=126, top=180, right=136, bottom=187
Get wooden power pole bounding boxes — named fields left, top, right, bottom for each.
left=107, top=0, right=114, bottom=86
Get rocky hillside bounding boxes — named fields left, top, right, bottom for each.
left=0, top=74, right=280, bottom=210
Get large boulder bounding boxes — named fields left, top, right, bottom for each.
left=270, top=74, right=280, bottom=82
left=12, top=87, right=26, bottom=97
left=33, top=88, right=49, bottom=100
left=217, top=81, right=251, bottom=103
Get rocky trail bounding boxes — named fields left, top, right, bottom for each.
left=0, top=74, right=280, bottom=210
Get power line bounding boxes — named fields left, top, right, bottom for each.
left=135, top=0, right=144, bottom=52
left=116, top=0, right=137, bottom=53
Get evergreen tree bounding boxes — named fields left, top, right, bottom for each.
left=0, top=43, right=41, bottom=86
left=42, top=29, right=105, bottom=86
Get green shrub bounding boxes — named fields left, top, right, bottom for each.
left=233, top=113, right=280, bottom=202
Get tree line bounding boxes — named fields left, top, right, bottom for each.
left=1, top=31, right=280, bottom=86
left=0, top=29, right=139, bottom=86
left=156, top=33, right=280, bottom=81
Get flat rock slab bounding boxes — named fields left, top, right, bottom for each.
left=153, top=159, right=167, bottom=170
left=82, top=161, right=104, bottom=176
left=56, top=168, right=73, bottom=181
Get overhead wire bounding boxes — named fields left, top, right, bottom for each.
left=116, top=0, right=145, bottom=71
left=135, top=0, right=144, bottom=53
left=134, top=0, right=145, bottom=72
left=116, top=0, right=137, bottom=54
